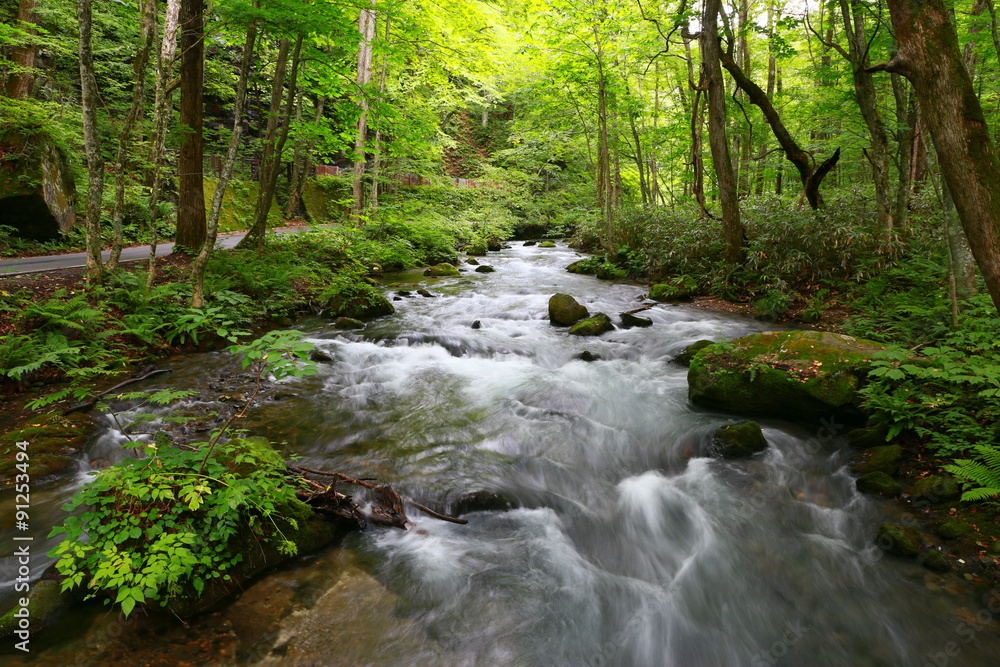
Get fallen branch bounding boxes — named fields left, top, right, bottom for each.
left=63, top=367, right=173, bottom=415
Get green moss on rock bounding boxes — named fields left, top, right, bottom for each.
left=674, top=340, right=714, bottom=367
left=855, top=471, right=901, bottom=496
left=549, top=294, right=589, bottom=326
left=0, top=412, right=96, bottom=486
left=323, top=277, right=395, bottom=320
left=851, top=445, right=903, bottom=475
left=566, top=259, right=598, bottom=275
left=712, top=421, right=768, bottom=458
left=876, top=522, right=922, bottom=558
left=423, top=263, right=460, bottom=277
left=936, top=519, right=972, bottom=540
left=334, top=317, right=365, bottom=330
left=568, top=313, right=614, bottom=336
left=687, top=331, right=884, bottom=423
left=538, top=241, right=556, bottom=248
left=911, top=475, right=962, bottom=504
left=920, top=551, right=951, bottom=573
left=0, top=580, right=69, bottom=638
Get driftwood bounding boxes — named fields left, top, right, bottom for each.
left=624, top=304, right=656, bottom=315
left=63, top=366, right=173, bottom=415
left=287, top=464, right=469, bottom=528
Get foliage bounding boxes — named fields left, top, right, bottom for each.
left=945, top=445, right=1000, bottom=502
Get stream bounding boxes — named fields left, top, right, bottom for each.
left=3, top=242, right=1000, bottom=666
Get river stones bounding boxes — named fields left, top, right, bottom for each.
left=876, top=522, right=922, bottom=558
left=334, top=317, right=365, bottom=330
left=687, top=331, right=885, bottom=423
left=417, top=289, right=435, bottom=297
left=649, top=275, right=699, bottom=301
left=538, top=241, right=556, bottom=248
left=548, top=293, right=589, bottom=326
left=851, top=445, right=902, bottom=475
left=324, top=282, right=395, bottom=320
left=523, top=240, right=536, bottom=246
left=568, top=313, right=614, bottom=336
left=856, top=471, right=901, bottom=496
left=423, top=263, right=460, bottom=277
left=911, top=475, right=962, bottom=503
left=673, top=340, right=714, bottom=367
left=475, top=265, right=495, bottom=273
left=712, top=421, right=768, bottom=458
left=620, top=312, right=652, bottom=328
left=466, top=258, right=479, bottom=265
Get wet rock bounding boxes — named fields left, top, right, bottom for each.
left=487, top=239, right=502, bottom=251
left=848, top=424, right=890, bottom=449
left=471, top=320, right=482, bottom=329
left=0, top=411, right=97, bottom=485
left=523, top=240, right=537, bottom=246
left=576, top=351, right=602, bottom=362
left=649, top=276, right=700, bottom=301
left=466, top=258, right=479, bottom=265
left=423, top=263, right=460, bottom=277
left=0, top=135, right=76, bottom=241
left=712, top=421, right=768, bottom=458
left=396, top=290, right=413, bottom=297
left=324, top=282, right=394, bottom=320
left=620, top=312, right=653, bottom=328
left=851, top=445, right=903, bottom=476
left=921, top=550, right=952, bottom=573
left=673, top=340, right=714, bottom=367
left=475, top=265, right=496, bottom=273
left=911, top=475, right=962, bottom=504
left=0, top=580, right=70, bottom=639
left=548, top=293, right=589, bottom=326
left=876, top=522, right=922, bottom=558
left=538, top=241, right=556, bottom=248
left=334, top=317, right=365, bottom=330
left=935, top=519, right=972, bottom=540
left=417, top=289, right=435, bottom=297
left=393, top=296, right=403, bottom=301
left=568, top=313, right=614, bottom=336
left=452, top=490, right=517, bottom=516
left=687, top=331, right=885, bottom=423
left=856, top=471, right=901, bottom=496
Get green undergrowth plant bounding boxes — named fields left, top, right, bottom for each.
left=47, top=330, right=317, bottom=617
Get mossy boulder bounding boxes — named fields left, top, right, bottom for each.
left=848, top=424, right=890, bottom=449
left=712, top=421, right=768, bottom=458
left=334, top=317, right=365, bottom=330
left=920, top=550, right=951, bottom=573
left=548, top=294, right=589, bottom=326
left=523, top=240, right=537, bottom=246
left=856, top=471, right=901, bottom=497
left=423, top=263, right=460, bottom=277
left=566, top=259, right=598, bottom=275
left=673, top=340, right=714, bottom=367
left=620, top=312, right=652, bottom=328
left=649, top=276, right=699, bottom=301
left=851, top=445, right=903, bottom=476
left=475, top=265, right=495, bottom=273
left=911, top=475, right=962, bottom=504
left=0, top=412, right=97, bottom=486
left=936, top=519, right=972, bottom=540
left=486, top=239, right=503, bottom=252
left=0, top=580, right=70, bottom=639
left=876, top=522, right=922, bottom=558
left=568, top=313, right=614, bottom=336
left=687, top=331, right=885, bottom=423
left=323, top=279, right=395, bottom=320
left=538, top=241, right=556, bottom=248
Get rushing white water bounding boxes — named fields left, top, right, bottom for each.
left=4, top=242, right=999, bottom=666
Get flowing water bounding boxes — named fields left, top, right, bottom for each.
left=3, top=243, right=1000, bottom=666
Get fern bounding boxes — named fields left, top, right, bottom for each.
left=945, top=445, right=1000, bottom=502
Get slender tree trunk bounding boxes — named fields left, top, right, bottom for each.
left=284, top=90, right=305, bottom=219
left=107, top=0, right=156, bottom=270
left=371, top=13, right=392, bottom=212
left=872, top=0, right=1000, bottom=311
left=891, top=75, right=914, bottom=229
left=175, top=0, right=206, bottom=252
left=190, top=17, right=258, bottom=308
left=352, top=0, right=377, bottom=222
left=145, top=0, right=180, bottom=288
left=77, top=0, right=103, bottom=285
left=701, top=0, right=744, bottom=264
left=4, top=0, right=38, bottom=99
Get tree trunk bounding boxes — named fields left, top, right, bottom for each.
left=872, top=0, right=1000, bottom=311
left=190, top=16, right=258, bottom=308
left=175, top=0, right=206, bottom=253
left=284, top=90, right=305, bottom=219
left=701, top=0, right=744, bottom=264
left=77, top=0, right=103, bottom=285
left=351, top=0, right=377, bottom=222
left=145, top=0, right=180, bottom=288
left=890, top=74, right=914, bottom=229
left=5, top=0, right=38, bottom=99
left=107, top=0, right=156, bottom=270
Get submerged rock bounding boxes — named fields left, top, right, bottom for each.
left=475, top=265, right=495, bottom=273
left=673, top=340, right=714, bottom=367
left=423, top=263, right=460, bottom=277
left=568, top=313, right=614, bottom=336
left=855, top=471, right=901, bottom=496
left=452, top=490, right=517, bottom=516
left=712, top=421, right=768, bottom=458
left=876, top=522, right=922, bottom=558
left=687, top=331, right=885, bottom=423
left=471, top=320, right=482, bottom=329
left=620, top=312, right=652, bottom=328
left=576, top=351, right=602, bottom=362
left=334, top=317, right=365, bottom=330
left=548, top=293, right=589, bottom=326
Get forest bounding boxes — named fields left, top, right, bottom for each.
left=3, top=0, right=1000, bottom=663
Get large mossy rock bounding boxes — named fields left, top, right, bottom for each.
left=324, top=279, right=395, bottom=320
left=0, top=135, right=76, bottom=241
left=423, top=263, right=460, bottom=277
left=1, top=412, right=97, bottom=486
left=687, top=331, right=885, bottom=423
left=673, top=340, right=714, bottom=367
left=911, top=475, right=962, bottom=504
left=0, top=580, right=69, bottom=639
left=712, top=421, right=768, bottom=458
left=649, top=276, right=699, bottom=301
left=548, top=293, right=589, bottom=326
left=568, top=313, right=614, bottom=336
left=566, top=259, right=598, bottom=275
left=851, top=444, right=902, bottom=475
left=538, top=241, right=556, bottom=248
left=856, top=471, right=901, bottom=497
left=876, top=522, right=922, bottom=558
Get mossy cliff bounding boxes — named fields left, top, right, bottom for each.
left=687, top=331, right=884, bottom=423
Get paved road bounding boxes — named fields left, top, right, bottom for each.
left=0, top=228, right=302, bottom=277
